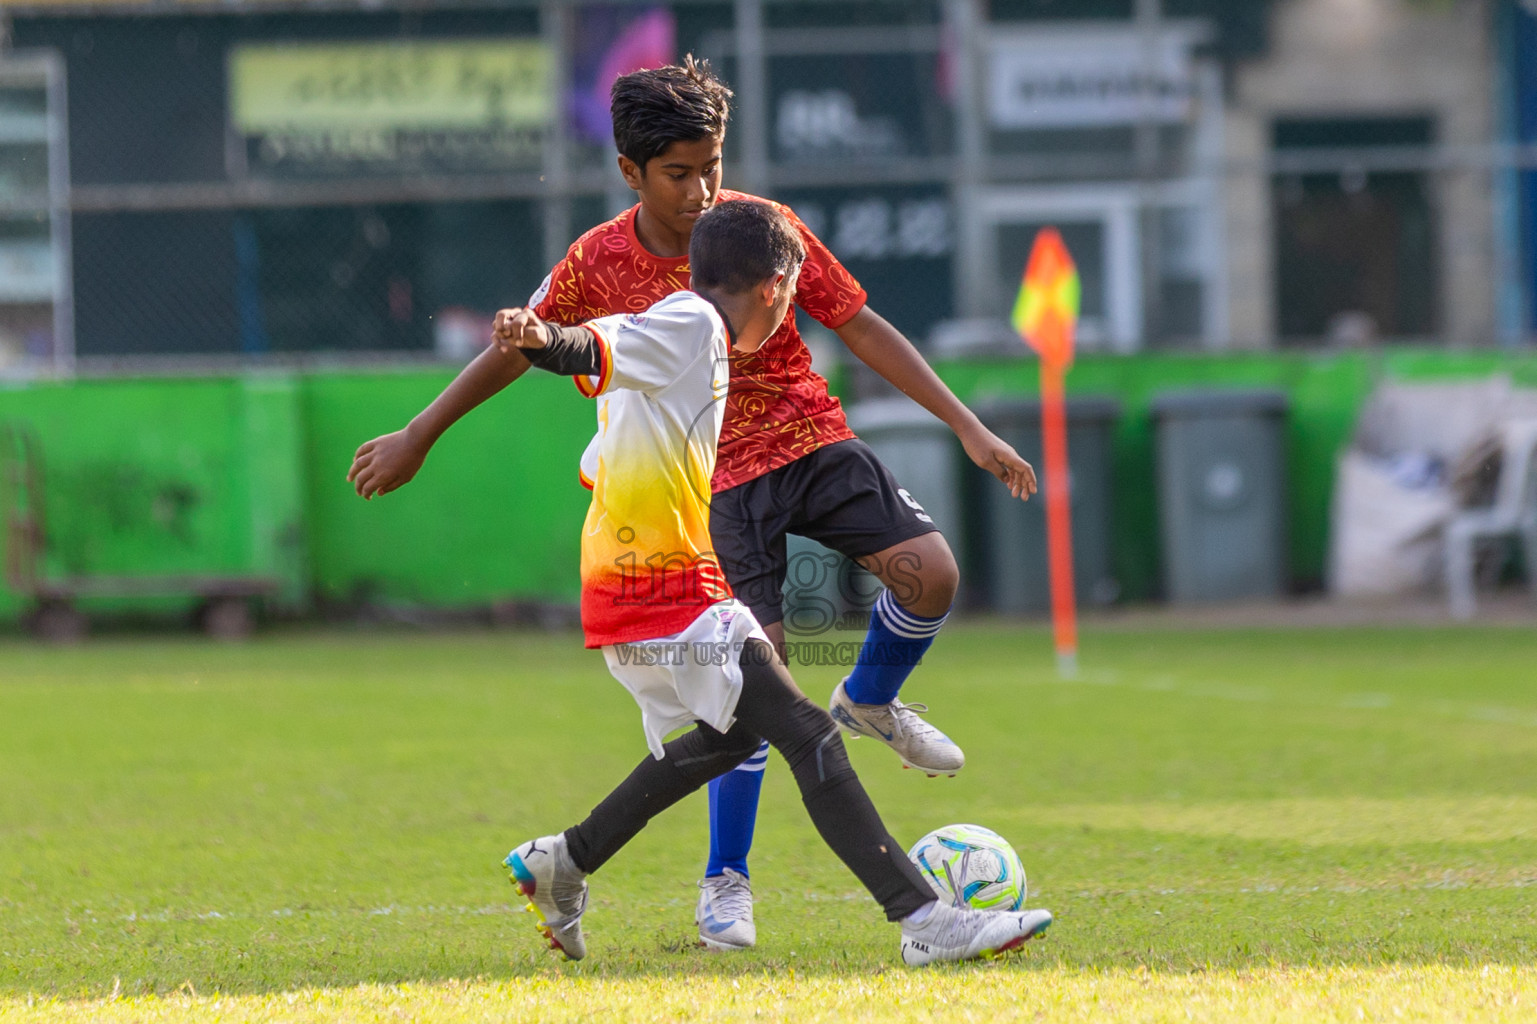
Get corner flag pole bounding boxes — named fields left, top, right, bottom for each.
left=1011, top=228, right=1080, bottom=679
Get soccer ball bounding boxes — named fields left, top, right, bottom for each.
left=907, top=824, right=1027, bottom=911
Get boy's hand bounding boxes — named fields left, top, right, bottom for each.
left=492, top=307, right=551, bottom=354
left=348, top=428, right=429, bottom=500
left=960, top=426, right=1038, bottom=501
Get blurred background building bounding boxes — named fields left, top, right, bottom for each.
left=1, top=0, right=1532, bottom=371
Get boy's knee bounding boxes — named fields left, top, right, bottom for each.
left=774, top=698, right=853, bottom=781
left=913, top=549, right=959, bottom=611
left=787, top=695, right=836, bottom=738
left=804, top=722, right=855, bottom=787
left=667, top=723, right=762, bottom=786
left=719, top=723, right=765, bottom=764
left=878, top=534, right=958, bottom=617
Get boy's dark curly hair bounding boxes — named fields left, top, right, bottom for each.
left=611, top=55, right=734, bottom=170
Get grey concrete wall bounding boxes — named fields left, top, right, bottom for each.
left=1225, top=0, right=1495, bottom=348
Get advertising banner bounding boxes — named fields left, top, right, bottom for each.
left=568, top=6, right=676, bottom=146
left=778, top=185, right=954, bottom=339
left=229, top=39, right=554, bottom=176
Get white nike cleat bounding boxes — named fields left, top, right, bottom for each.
left=829, top=680, right=966, bottom=776
left=504, top=834, right=590, bottom=961
left=695, top=867, right=756, bottom=951
left=900, top=902, right=1053, bottom=967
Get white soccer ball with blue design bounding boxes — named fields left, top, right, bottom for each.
left=907, top=824, right=1027, bottom=911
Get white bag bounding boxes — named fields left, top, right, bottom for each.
left=1329, top=450, right=1456, bottom=597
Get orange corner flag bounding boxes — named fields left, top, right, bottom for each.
left=1015, top=227, right=1080, bottom=679
left=1011, top=227, right=1081, bottom=369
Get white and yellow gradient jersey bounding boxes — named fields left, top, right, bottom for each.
left=569, top=291, right=733, bottom=647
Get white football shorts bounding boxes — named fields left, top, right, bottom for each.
left=602, top=599, right=771, bottom=760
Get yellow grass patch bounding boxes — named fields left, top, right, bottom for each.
left=4, top=965, right=1533, bottom=1023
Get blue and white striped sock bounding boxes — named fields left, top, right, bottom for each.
left=705, top=739, right=769, bottom=878
left=843, top=590, right=949, bottom=706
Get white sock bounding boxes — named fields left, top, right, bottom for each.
left=903, top=900, right=938, bottom=926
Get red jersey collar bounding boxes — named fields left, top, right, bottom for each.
left=623, top=204, right=692, bottom=269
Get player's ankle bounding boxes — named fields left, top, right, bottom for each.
left=902, top=900, right=938, bottom=926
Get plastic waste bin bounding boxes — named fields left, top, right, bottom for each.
left=1150, top=389, right=1288, bottom=602
left=845, top=398, right=962, bottom=538
left=966, top=397, right=1121, bottom=613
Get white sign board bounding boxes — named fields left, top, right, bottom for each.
left=987, top=28, right=1197, bottom=130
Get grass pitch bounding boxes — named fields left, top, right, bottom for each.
left=2, top=622, right=1535, bottom=1021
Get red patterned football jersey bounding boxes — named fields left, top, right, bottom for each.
left=529, top=190, right=868, bottom=492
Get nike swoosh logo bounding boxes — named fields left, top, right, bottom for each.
left=702, top=912, right=737, bottom=935
left=832, top=704, right=894, bottom=741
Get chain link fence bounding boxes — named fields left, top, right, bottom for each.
left=2, top=0, right=1536, bottom=373
left=70, top=199, right=549, bottom=361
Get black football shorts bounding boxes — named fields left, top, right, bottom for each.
left=709, top=438, right=941, bottom=628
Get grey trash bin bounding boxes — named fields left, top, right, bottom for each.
left=966, top=397, right=1120, bottom=613
left=781, top=400, right=960, bottom=634
left=845, top=399, right=962, bottom=539
left=1151, top=389, right=1288, bottom=602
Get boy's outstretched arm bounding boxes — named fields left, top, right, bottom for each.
left=835, top=306, right=1038, bottom=501
left=348, top=326, right=532, bottom=500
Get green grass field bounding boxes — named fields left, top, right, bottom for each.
left=2, top=622, right=1535, bottom=1021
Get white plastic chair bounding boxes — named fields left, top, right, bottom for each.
left=1445, top=418, right=1537, bottom=619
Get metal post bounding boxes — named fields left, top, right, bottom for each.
left=947, top=0, right=988, bottom=318
left=540, top=1, right=573, bottom=272
left=1493, top=0, right=1529, bottom=346
left=1135, top=0, right=1162, bottom=350
left=1195, top=61, right=1230, bottom=349
left=734, top=0, right=769, bottom=195
left=45, top=52, right=73, bottom=375
left=1134, top=0, right=1163, bottom=176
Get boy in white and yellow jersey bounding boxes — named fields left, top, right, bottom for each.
left=491, top=201, right=1052, bottom=967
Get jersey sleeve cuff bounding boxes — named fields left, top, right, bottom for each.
left=573, top=323, right=614, bottom=398
left=819, top=290, right=869, bottom=330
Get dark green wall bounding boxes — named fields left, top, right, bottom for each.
left=4, top=348, right=1537, bottom=623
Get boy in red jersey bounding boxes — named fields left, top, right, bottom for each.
left=348, top=57, right=1036, bottom=952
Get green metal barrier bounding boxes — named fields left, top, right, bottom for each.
left=0, top=367, right=592, bottom=626
left=298, top=368, right=591, bottom=610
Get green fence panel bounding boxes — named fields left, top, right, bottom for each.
left=299, top=368, right=593, bottom=609
left=241, top=374, right=309, bottom=610
left=0, top=376, right=252, bottom=620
